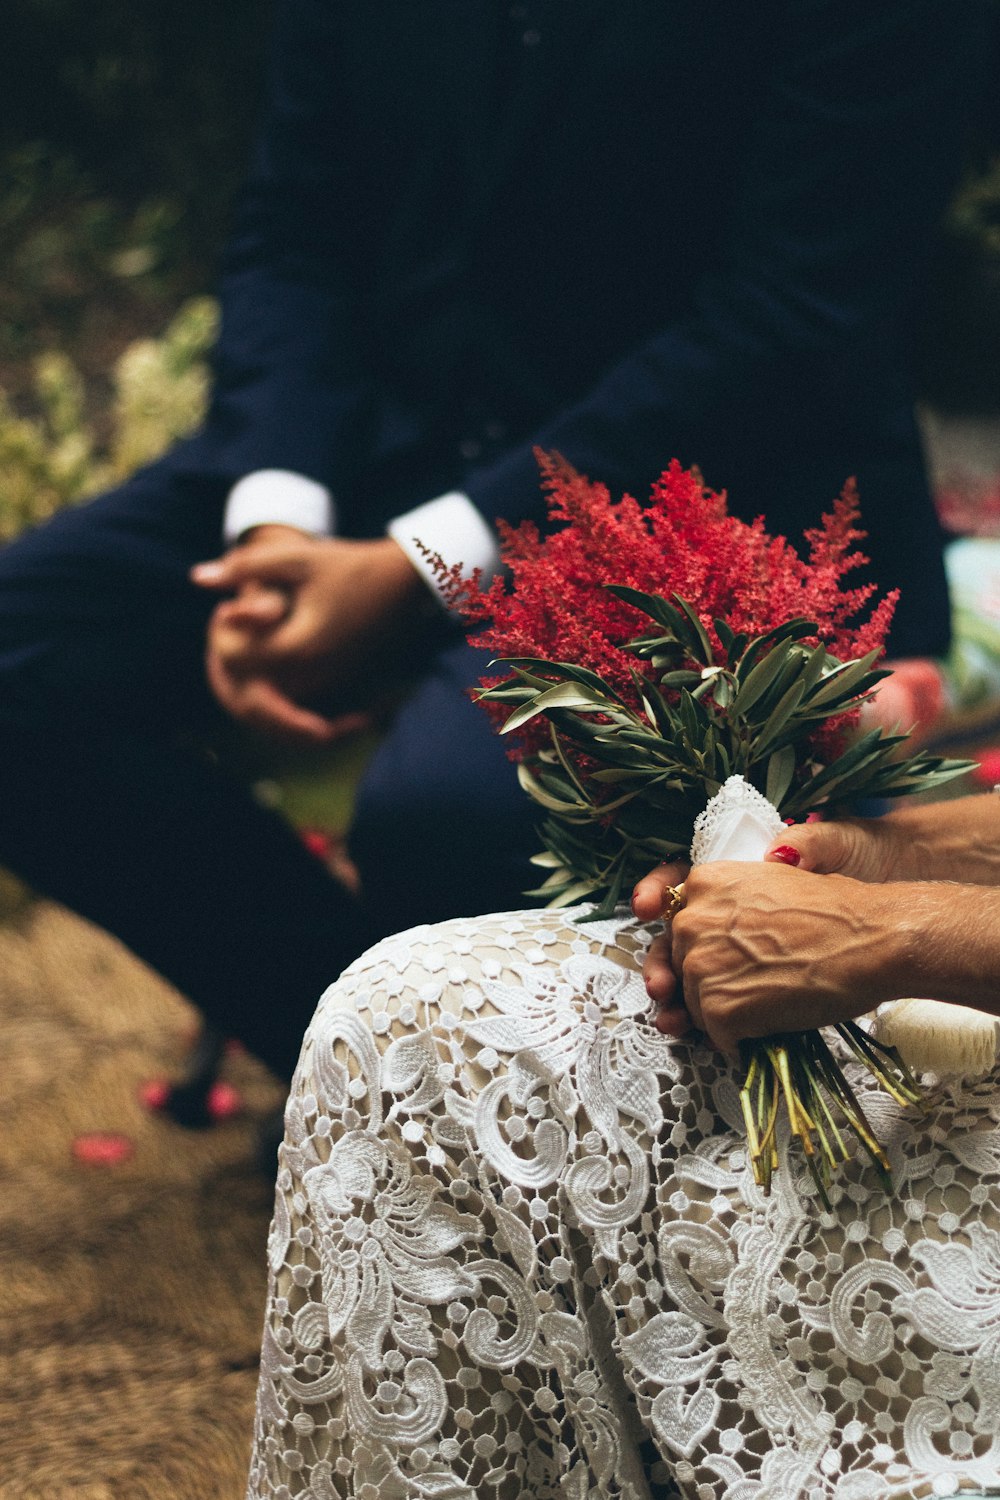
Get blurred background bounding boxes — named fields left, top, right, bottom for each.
left=0, top=12, right=279, bottom=1499
left=1, top=2, right=999, bottom=507
left=2, top=2, right=1000, bottom=535
left=3, top=1, right=1000, bottom=712
left=3, top=9, right=1000, bottom=1496
left=0, top=0, right=267, bottom=531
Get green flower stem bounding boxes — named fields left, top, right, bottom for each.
left=739, top=1022, right=926, bottom=1200
left=739, top=1079, right=763, bottom=1165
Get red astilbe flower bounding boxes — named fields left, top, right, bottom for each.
left=440, top=454, right=897, bottom=756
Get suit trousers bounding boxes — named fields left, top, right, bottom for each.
left=0, top=454, right=538, bottom=1081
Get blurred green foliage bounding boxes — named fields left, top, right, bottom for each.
left=0, top=298, right=217, bottom=539
left=0, top=0, right=268, bottom=247
left=1, top=0, right=999, bottom=519
left=0, top=1, right=266, bottom=533
left=0, top=145, right=196, bottom=379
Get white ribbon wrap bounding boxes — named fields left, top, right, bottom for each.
left=873, top=996, right=999, bottom=1078
left=690, top=776, right=999, bottom=1079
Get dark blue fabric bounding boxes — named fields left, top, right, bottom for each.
left=198, top=0, right=987, bottom=653
left=0, top=460, right=533, bottom=1078
left=0, top=0, right=987, bottom=1074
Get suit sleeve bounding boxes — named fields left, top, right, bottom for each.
left=464, top=0, right=988, bottom=529
left=202, top=0, right=370, bottom=491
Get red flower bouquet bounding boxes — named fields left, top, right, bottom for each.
left=443, top=456, right=969, bottom=1200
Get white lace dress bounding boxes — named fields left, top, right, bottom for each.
left=246, top=907, right=1000, bottom=1500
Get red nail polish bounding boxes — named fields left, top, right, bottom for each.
left=770, top=845, right=801, bottom=866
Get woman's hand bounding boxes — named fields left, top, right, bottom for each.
left=633, top=814, right=915, bottom=1037
left=665, top=861, right=907, bottom=1053
left=633, top=796, right=1000, bottom=1052
left=753, top=816, right=908, bottom=884
left=631, top=861, right=692, bottom=1037
left=632, top=832, right=916, bottom=1046
left=634, top=859, right=904, bottom=1051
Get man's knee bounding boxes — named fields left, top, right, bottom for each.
left=348, top=734, right=538, bottom=927
left=0, top=459, right=222, bottom=728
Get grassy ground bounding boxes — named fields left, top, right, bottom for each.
left=0, top=146, right=205, bottom=414
left=0, top=898, right=282, bottom=1499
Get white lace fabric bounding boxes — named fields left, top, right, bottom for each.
left=247, top=907, right=1000, bottom=1500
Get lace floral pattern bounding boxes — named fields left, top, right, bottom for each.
left=247, top=908, right=1000, bottom=1500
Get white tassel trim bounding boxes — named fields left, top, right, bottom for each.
left=874, top=997, right=1000, bottom=1079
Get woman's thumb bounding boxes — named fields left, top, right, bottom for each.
left=764, top=820, right=856, bottom=875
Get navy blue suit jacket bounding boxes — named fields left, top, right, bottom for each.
left=195, top=0, right=987, bottom=656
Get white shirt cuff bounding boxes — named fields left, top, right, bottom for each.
left=387, top=492, right=502, bottom=609
left=223, top=470, right=335, bottom=545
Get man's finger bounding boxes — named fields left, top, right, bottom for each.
left=190, top=545, right=306, bottom=593
left=204, top=644, right=243, bottom=718
left=320, top=709, right=376, bottom=741
left=217, top=586, right=291, bottom=632
left=209, top=613, right=279, bottom=672
left=205, top=651, right=339, bottom=745
left=232, top=676, right=340, bottom=744
left=191, top=555, right=239, bottom=590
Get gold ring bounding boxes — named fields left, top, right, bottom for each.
left=663, top=882, right=686, bottom=920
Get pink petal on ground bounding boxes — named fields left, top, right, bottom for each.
left=206, top=1081, right=243, bottom=1120
left=138, top=1078, right=172, bottom=1111
left=73, top=1133, right=135, bottom=1167
left=301, top=829, right=333, bottom=860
